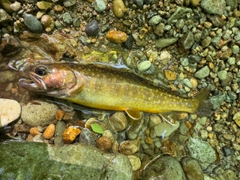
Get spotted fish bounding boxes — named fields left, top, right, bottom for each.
left=16, top=62, right=212, bottom=119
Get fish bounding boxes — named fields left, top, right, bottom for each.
left=16, top=62, right=212, bottom=119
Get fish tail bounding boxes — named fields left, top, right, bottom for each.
left=194, top=88, right=213, bottom=116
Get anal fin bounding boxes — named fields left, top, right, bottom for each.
left=125, top=109, right=142, bottom=120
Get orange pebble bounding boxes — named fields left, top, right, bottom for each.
left=55, top=110, right=65, bottom=120
left=106, top=30, right=128, bottom=43
left=63, top=126, right=81, bottom=144
left=43, top=124, right=55, bottom=139
left=30, top=127, right=40, bottom=136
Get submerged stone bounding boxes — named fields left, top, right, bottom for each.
left=0, top=141, right=132, bottom=179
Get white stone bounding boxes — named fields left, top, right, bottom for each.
left=0, top=98, right=21, bottom=127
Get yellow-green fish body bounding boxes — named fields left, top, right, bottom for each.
left=18, top=62, right=211, bottom=118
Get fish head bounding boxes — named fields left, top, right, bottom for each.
left=19, top=63, right=83, bottom=96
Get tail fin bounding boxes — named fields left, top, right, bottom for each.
left=195, top=88, right=213, bottom=116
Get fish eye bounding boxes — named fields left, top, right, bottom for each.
left=34, top=66, right=48, bottom=76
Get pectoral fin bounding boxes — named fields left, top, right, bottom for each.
left=125, top=109, right=142, bottom=120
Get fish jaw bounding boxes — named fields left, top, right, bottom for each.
left=19, top=72, right=47, bottom=92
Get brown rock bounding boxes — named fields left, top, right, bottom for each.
left=106, top=30, right=128, bottom=44
left=96, top=136, right=112, bottom=151
left=63, top=126, right=81, bottom=144
left=43, top=124, right=55, bottom=139
left=30, top=127, right=40, bottom=136
left=55, top=110, right=65, bottom=120
left=164, top=69, right=177, bottom=81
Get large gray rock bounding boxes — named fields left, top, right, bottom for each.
left=21, top=100, right=59, bottom=126
left=0, top=141, right=133, bottom=180
left=143, top=155, right=186, bottom=180
left=187, top=137, right=216, bottom=169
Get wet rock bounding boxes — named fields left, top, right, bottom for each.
left=53, top=4, right=63, bottom=12
left=155, top=37, right=178, bottom=48
left=96, top=136, right=112, bottom=151
left=126, top=118, right=144, bottom=140
left=222, top=169, right=237, bottom=180
left=200, top=0, right=226, bottom=15
left=194, top=66, right=210, bottom=79
left=36, top=1, right=52, bottom=10
left=0, top=141, right=132, bottom=179
left=85, top=20, right=99, bottom=36
left=181, top=157, right=204, bottom=180
left=55, top=110, right=65, bottom=121
left=233, top=112, right=240, bottom=127
left=0, top=99, right=21, bottom=127
left=21, top=101, right=58, bottom=126
left=190, top=0, right=200, bottom=6
left=79, top=128, right=97, bottom=146
left=0, top=9, right=12, bottom=25
left=10, top=1, right=21, bottom=12
left=43, top=124, right=55, bottom=139
left=119, top=138, right=140, bottom=155
left=137, top=61, right=152, bottom=72
left=148, top=15, right=161, bottom=26
left=226, top=0, right=239, bottom=9
left=63, top=0, right=76, bottom=7
left=0, top=35, right=22, bottom=56
left=106, top=30, right=128, bottom=43
left=63, top=126, right=81, bottom=144
left=210, top=93, right=226, bottom=109
left=152, top=121, right=180, bottom=138
left=208, top=15, right=225, bottom=27
left=93, top=0, right=106, bottom=12
left=54, top=121, right=66, bottom=146
left=30, top=127, right=40, bottom=136
left=164, top=69, right=177, bottom=80
left=167, top=6, right=192, bottom=23
left=24, top=14, right=43, bottom=33
left=41, top=14, right=55, bottom=32
left=127, top=155, right=141, bottom=171
left=0, top=0, right=12, bottom=13
left=217, top=70, right=228, bottom=80
left=187, top=137, right=216, bottom=169
left=154, top=23, right=165, bottom=36
left=73, top=17, right=80, bottom=28
left=113, top=0, right=128, bottom=18
left=179, top=31, right=194, bottom=50
left=109, top=112, right=128, bottom=132
left=143, top=155, right=186, bottom=180
left=62, top=12, right=72, bottom=24
left=201, top=36, right=211, bottom=48
left=123, top=34, right=134, bottom=49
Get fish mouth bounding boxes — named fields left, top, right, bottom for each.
left=19, top=72, right=47, bottom=92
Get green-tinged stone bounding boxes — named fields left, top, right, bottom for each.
left=36, top=1, right=52, bottom=10
left=200, top=0, right=226, bottom=15
left=210, top=93, right=226, bottom=109
left=179, top=31, right=194, bottom=50
left=153, top=121, right=180, bottom=138
left=0, top=141, right=132, bottom=180
left=148, top=15, right=161, bottom=26
left=217, top=70, right=227, bottom=80
left=187, top=137, right=216, bottom=169
left=24, top=14, right=43, bottom=33
left=194, top=66, right=210, bottom=79
left=62, top=12, right=72, bottom=24
left=137, top=61, right=151, bottom=72
left=167, top=6, right=192, bottom=23
left=156, top=37, right=178, bottom=48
